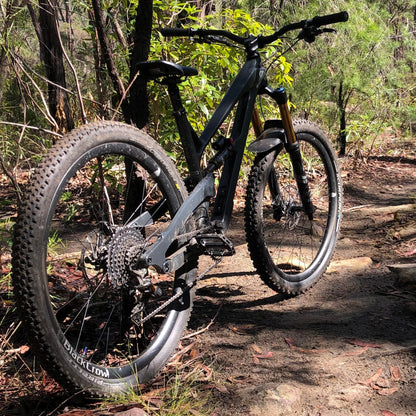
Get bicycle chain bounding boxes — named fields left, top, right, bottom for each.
left=131, top=256, right=222, bottom=326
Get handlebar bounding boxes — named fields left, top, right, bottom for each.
left=310, top=11, right=349, bottom=27
left=160, top=27, right=247, bottom=44
left=160, top=11, right=348, bottom=48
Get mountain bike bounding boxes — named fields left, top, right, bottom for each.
left=12, top=11, right=347, bottom=396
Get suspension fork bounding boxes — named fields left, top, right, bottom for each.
left=251, top=105, right=263, bottom=137
left=251, top=105, right=283, bottom=219
left=264, top=87, right=315, bottom=220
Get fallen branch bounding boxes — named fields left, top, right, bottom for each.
left=181, top=302, right=223, bottom=341
left=0, top=121, right=62, bottom=138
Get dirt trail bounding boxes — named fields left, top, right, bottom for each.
left=1, top=137, right=415, bottom=416
left=190, top=143, right=416, bottom=415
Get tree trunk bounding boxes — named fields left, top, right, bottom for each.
left=91, top=0, right=131, bottom=122
left=128, top=0, right=153, bottom=128
left=38, top=0, right=74, bottom=133
left=0, top=0, right=23, bottom=106
left=63, top=0, right=75, bottom=56
left=124, top=0, right=154, bottom=223
left=0, top=48, right=9, bottom=108
left=88, top=9, right=107, bottom=117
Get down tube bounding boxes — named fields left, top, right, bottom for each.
left=197, top=59, right=261, bottom=157
left=211, top=87, right=259, bottom=231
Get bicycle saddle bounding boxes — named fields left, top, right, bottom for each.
left=136, top=60, right=198, bottom=79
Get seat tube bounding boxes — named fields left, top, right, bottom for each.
left=167, top=81, right=202, bottom=186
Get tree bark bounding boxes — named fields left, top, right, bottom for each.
left=87, top=9, right=107, bottom=118
left=336, top=80, right=353, bottom=157
left=0, top=47, right=10, bottom=108
left=38, top=0, right=74, bottom=133
left=128, top=0, right=153, bottom=128
left=0, top=0, right=24, bottom=106
left=124, top=0, right=154, bottom=223
left=63, top=0, right=75, bottom=56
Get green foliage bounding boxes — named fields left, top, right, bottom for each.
left=246, top=0, right=416, bottom=153
left=104, top=370, right=212, bottom=415
left=149, top=1, right=293, bottom=169
left=1, top=0, right=416, bottom=192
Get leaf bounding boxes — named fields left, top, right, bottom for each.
left=375, top=378, right=391, bottom=389
left=19, top=345, right=30, bottom=354
left=360, top=367, right=383, bottom=385
left=338, top=346, right=368, bottom=357
left=285, top=337, right=297, bottom=350
left=251, top=344, right=263, bottom=354
left=381, top=411, right=396, bottom=416
left=228, top=324, right=252, bottom=335
left=345, top=338, right=382, bottom=348
left=215, top=385, right=230, bottom=394
left=189, top=348, right=200, bottom=359
left=377, top=387, right=398, bottom=396
left=254, top=351, right=274, bottom=359
left=390, top=366, right=401, bottom=381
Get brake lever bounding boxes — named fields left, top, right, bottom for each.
left=298, top=26, right=337, bottom=43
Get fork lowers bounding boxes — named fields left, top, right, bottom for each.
left=285, top=141, right=315, bottom=220
left=265, top=86, right=315, bottom=219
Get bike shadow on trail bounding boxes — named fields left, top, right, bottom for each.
left=190, top=267, right=416, bottom=414
left=190, top=266, right=416, bottom=358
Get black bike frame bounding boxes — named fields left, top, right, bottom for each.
left=138, top=56, right=265, bottom=270
left=138, top=54, right=305, bottom=273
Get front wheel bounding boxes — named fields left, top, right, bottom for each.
left=12, top=121, right=196, bottom=396
left=245, top=119, right=342, bottom=294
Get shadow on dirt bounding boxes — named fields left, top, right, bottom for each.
left=193, top=267, right=416, bottom=347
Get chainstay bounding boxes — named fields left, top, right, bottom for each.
left=132, top=257, right=222, bottom=326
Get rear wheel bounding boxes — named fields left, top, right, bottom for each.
left=245, top=119, right=342, bottom=294
left=12, top=121, right=196, bottom=396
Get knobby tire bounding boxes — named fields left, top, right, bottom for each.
left=245, top=119, right=342, bottom=294
left=12, top=121, right=196, bottom=396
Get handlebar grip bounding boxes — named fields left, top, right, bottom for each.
left=311, top=11, right=349, bottom=27
left=160, top=27, right=193, bottom=37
